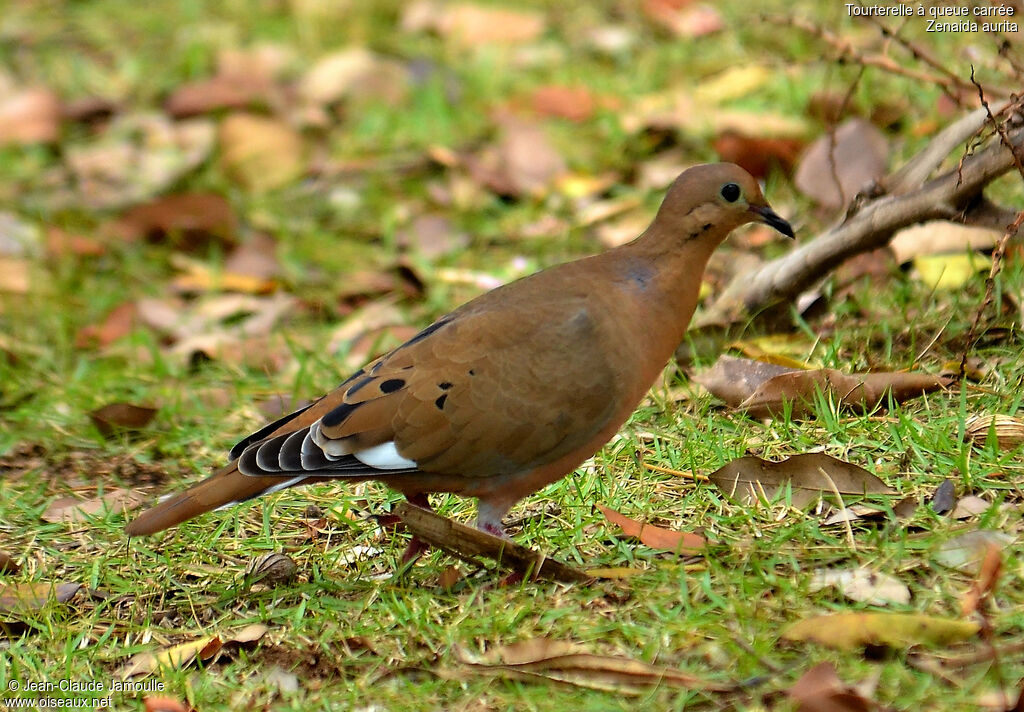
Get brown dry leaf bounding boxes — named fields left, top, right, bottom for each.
left=89, top=402, right=158, bottom=437
left=596, top=504, right=705, bottom=553
left=951, top=495, right=992, bottom=519
left=0, top=86, right=61, bottom=145
left=0, top=551, right=20, bottom=574
left=165, top=74, right=274, bottom=118
left=889, top=221, right=1002, bottom=265
left=531, top=85, right=596, bottom=122
left=451, top=638, right=732, bottom=694
left=786, top=662, right=876, bottom=712
left=966, top=414, right=1024, bottom=450
left=409, top=2, right=546, bottom=46
left=646, top=2, right=723, bottom=38
left=117, top=624, right=268, bottom=679
left=783, top=612, right=979, bottom=650
left=595, top=210, right=655, bottom=249
left=336, top=266, right=425, bottom=308
left=809, top=568, right=911, bottom=606
left=45, top=227, right=106, bottom=258
left=219, top=113, right=306, bottom=192
left=224, top=232, right=281, bottom=282
left=42, top=488, right=147, bottom=524
left=693, top=354, right=799, bottom=408
left=143, top=697, right=189, bottom=712
left=438, top=565, right=463, bottom=591
left=0, top=258, right=30, bottom=294
left=300, top=48, right=408, bottom=106
left=467, top=119, right=568, bottom=198
left=737, top=368, right=951, bottom=419
left=934, top=530, right=1015, bottom=573
left=61, top=96, right=117, bottom=125
left=707, top=454, right=894, bottom=509
left=61, top=114, right=215, bottom=210
left=960, top=541, right=1002, bottom=616
left=105, top=192, right=238, bottom=250
left=713, top=131, right=804, bottom=178
left=0, top=582, right=81, bottom=616
left=75, top=301, right=138, bottom=349
left=794, top=118, right=888, bottom=209
left=396, top=214, right=469, bottom=259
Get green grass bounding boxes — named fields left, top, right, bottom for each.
left=1, top=0, right=1022, bottom=710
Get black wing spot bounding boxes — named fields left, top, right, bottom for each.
left=702, top=223, right=712, bottom=231
left=380, top=378, right=405, bottom=393
left=468, top=369, right=476, bottom=376
left=438, top=382, right=453, bottom=390
left=435, top=394, right=448, bottom=410
left=321, top=400, right=363, bottom=428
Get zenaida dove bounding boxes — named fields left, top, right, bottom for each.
left=126, top=163, right=793, bottom=542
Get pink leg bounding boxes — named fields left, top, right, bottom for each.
left=476, top=499, right=511, bottom=539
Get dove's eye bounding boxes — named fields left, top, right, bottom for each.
left=720, top=183, right=741, bottom=202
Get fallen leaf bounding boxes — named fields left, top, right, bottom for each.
left=586, top=567, right=646, bottom=580
left=930, top=478, right=957, bottom=515
left=809, top=568, right=911, bottom=606
left=786, top=662, right=877, bottom=712
left=694, top=65, right=773, bottom=105
left=415, top=2, right=547, bottom=46
left=300, top=48, right=408, bottom=106
left=75, top=301, right=138, bottom=349
left=960, top=541, right=1002, bottom=616
left=42, top=488, right=147, bottom=524
left=794, top=118, right=888, bottom=209
left=224, top=232, right=281, bottom=282
left=934, top=530, right=1015, bottom=573
left=594, top=210, right=655, bottom=249
left=950, top=495, right=991, bottom=519
left=783, top=612, right=979, bottom=650
left=449, top=638, right=732, bottom=694
left=693, top=355, right=798, bottom=408
left=597, top=504, right=705, bottom=553
left=737, top=368, right=951, bottom=419
left=171, top=257, right=277, bottom=295
left=104, top=192, right=237, bottom=250
left=395, top=214, right=469, bottom=258
left=117, top=624, right=268, bottom=678
left=219, top=113, right=306, bottom=192
left=467, top=118, right=568, bottom=198
left=45, top=227, right=106, bottom=258
left=530, top=85, right=597, bottom=122
left=707, top=454, right=894, bottom=509
left=0, top=86, right=61, bottom=145
left=890, top=222, right=1002, bottom=264
left=61, top=114, right=215, bottom=210
left=912, top=252, right=990, bottom=290
left=0, top=582, right=81, bottom=616
left=143, top=697, right=189, bottom=712
left=0, top=258, right=31, bottom=293
left=712, top=131, right=804, bottom=178
left=165, top=74, right=273, bottom=118
left=438, top=565, right=463, bottom=591
left=0, top=551, right=20, bottom=574
left=966, top=414, right=1024, bottom=450
left=645, top=0, right=724, bottom=38
left=89, top=402, right=158, bottom=437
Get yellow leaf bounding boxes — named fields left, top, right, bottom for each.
left=783, top=612, right=979, bottom=650
left=586, top=567, right=647, bottom=580
left=913, top=253, right=989, bottom=290
left=695, top=66, right=772, bottom=105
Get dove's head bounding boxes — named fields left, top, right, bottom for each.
left=653, top=163, right=794, bottom=245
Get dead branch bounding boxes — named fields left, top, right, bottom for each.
left=691, top=111, right=1023, bottom=337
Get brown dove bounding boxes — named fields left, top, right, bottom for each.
left=126, top=163, right=793, bottom=543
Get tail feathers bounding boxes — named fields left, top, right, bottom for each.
left=125, top=465, right=307, bottom=536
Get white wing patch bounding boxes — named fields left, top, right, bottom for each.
left=354, top=441, right=417, bottom=470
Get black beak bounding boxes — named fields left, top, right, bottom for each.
left=749, top=205, right=794, bottom=238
